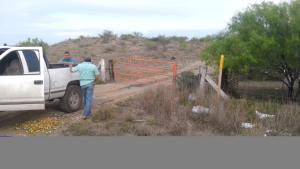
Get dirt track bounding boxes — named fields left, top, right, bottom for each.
left=0, top=61, right=202, bottom=136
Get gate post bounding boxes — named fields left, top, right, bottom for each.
left=100, top=59, right=106, bottom=82
left=108, top=59, right=115, bottom=82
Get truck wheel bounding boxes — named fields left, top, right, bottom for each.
left=60, top=85, right=82, bottom=113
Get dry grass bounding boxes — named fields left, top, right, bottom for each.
left=91, top=106, right=117, bottom=122
left=63, top=121, right=97, bottom=136
left=136, top=85, right=174, bottom=125
left=271, top=104, right=300, bottom=136
left=63, top=82, right=300, bottom=136
left=207, top=99, right=243, bottom=135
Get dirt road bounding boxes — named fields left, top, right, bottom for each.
left=0, top=61, right=203, bottom=136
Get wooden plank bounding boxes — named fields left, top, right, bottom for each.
left=205, top=75, right=229, bottom=100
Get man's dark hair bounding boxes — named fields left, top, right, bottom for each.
left=84, top=57, right=91, bottom=62
left=64, top=51, right=70, bottom=55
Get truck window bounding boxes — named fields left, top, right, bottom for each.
left=23, top=50, right=40, bottom=73
left=0, top=51, right=23, bottom=76
left=0, top=48, right=8, bottom=55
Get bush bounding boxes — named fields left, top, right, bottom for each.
left=179, top=41, right=191, bottom=50
left=120, top=34, right=136, bottom=41
left=18, top=38, right=49, bottom=56
left=104, top=46, right=115, bottom=53
left=99, top=30, right=117, bottom=43
left=176, top=71, right=199, bottom=92
left=168, top=36, right=188, bottom=42
left=131, top=32, right=144, bottom=40
left=145, top=41, right=159, bottom=50
left=92, top=106, right=116, bottom=122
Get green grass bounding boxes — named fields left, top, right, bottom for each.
left=235, top=81, right=289, bottom=102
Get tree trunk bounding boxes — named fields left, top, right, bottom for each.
left=288, top=86, right=294, bottom=99
left=295, top=80, right=300, bottom=99
left=287, top=79, right=295, bottom=100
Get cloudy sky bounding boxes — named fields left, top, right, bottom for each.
left=0, top=0, right=287, bottom=45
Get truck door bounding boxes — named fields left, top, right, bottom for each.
left=0, top=48, right=45, bottom=111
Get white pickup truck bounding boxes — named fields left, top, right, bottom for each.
left=0, top=46, right=82, bottom=113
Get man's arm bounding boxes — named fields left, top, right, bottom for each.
left=69, top=64, right=73, bottom=72
left=69, top=64, right=78, bottom=73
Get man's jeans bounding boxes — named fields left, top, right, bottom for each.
left=81, top=84, right=94, bottom=117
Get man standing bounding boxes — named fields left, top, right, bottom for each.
left=70, top=57, right=100, bottom=119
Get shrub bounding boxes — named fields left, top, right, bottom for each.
left=99, top=30, right=117, bottom=43
left=179, top=41, right=191, bottom=50
left=176, top=71, right=199, bottom=92
left=132, top=32, right=143, bottom=39
left=104, top=46, right=115, bottom=53
left=145, top=41, right=158, bottom=50
left=17, top=38, right=49, bottom=56
left=92, top=106, right=116, bottom=122
left=120, top=34, right=135, bottom=41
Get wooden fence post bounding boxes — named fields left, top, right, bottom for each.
left=199, top=65, right=207, bottom=97
left=101, top=59, right=106, bottom=82
left=108, top=59, right=115, bottom=82
left=97, top=59, right=106, bottom=82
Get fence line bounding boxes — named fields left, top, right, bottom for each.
left=198, top=65, right=229, bottom=100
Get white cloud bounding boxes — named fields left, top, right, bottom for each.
left=33, top=12, right=224, bottom=31
left=0, top=0, right=290, bottom=44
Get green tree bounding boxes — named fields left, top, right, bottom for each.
left=132, top=32, right=143, bottom=39
left=18, top=38, right=49, bottom=57
left=120, top=34, right=135, bottom=40
left=99, top=30, right=117, bottom=43
left=202, top=0, right=300, bottom=99
left=152, top=35, right=170, bottom=51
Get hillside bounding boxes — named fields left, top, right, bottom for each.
left=48, top=34, right=207, bottom=66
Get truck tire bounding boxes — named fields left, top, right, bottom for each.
left=60, top=85, right=82, bottom=113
